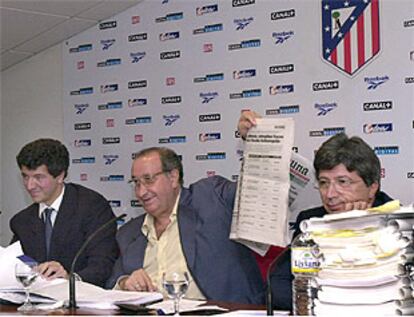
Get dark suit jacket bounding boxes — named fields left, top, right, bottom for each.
left=106, top=176, right=264, bottom=304
left=10, top=183, right=119, bottom=287
left=270, top=191, right=393, bottom=311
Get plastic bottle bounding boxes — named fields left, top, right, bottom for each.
left=291, top=232, right=320, bottom=315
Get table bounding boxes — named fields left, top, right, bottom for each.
left=0, top=301, right=265, bottom=315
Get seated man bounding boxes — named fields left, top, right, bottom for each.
left=10, top=139, right=118, bottom=287
left=106, top=147, right=264, bottom=304
left=238, top=110, right=392, bottom=311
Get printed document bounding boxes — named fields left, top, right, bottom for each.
left=231, top=118, right=294, bottom=255
left=0, top=242, right=163, bottom=308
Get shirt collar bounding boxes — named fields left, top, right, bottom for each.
left=39, top=184, right=65, bottom=217
left=142, top=190, right=181, bottom=238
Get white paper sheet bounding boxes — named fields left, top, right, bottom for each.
left=231, top=118, right=294, bottom=254
left=0, top=241, right=25, bottom=289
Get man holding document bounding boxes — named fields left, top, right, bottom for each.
left=106, top=147, right=264, bottom=304
left=9, top=139, right=118, bottom=287
left=238, top=110, right=393, bottom=311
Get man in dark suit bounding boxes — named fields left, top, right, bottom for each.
left=10, top=138, right=118, bottom=287
left=238, top=111, right=393, bottom=311
left=106, top=147, right=263, bottom=304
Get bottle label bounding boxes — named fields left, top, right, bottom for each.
left=291, top=247, right=320, bottom=274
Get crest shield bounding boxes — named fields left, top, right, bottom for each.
left=322, top=0, right=380, bottom=76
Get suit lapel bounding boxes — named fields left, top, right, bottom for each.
left=125, top=233, right=147, bottom=271
left=24, top=205, right=48, bottom=261
left=177, top=189, right=197, bottom=270
left=50, top=185, right=76, bottom=254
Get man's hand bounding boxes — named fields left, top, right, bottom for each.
left=37, top=261, right=68, bottom=280
left=237, top=110, right=261, bottom=139
left=119, top=269, right=157, bottom=292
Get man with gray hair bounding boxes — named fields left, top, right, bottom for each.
left=106, top=146, right=263, bottom=304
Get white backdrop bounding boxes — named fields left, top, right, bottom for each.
left=63, top=0, right=414, bottom=229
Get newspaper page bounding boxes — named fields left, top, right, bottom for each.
left=230, top=118, right=294, bottom=255
left=287, top=151, right=321, bottom=240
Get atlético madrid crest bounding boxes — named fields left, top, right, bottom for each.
left=322, top=0, right=380, bottom=76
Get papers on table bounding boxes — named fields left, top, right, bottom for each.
left=231, top=118, right=295, bottom=255
left=37, top=280, right=163, bottom=308
left=148, top=298, right=227, bottom=315
left=0, top=242, right=163, bottom=309
left=1, top=279, right=163, bottom=309
left=148, top=299, right=290, bottom=315
left=0, top=241, right=25, bottom=289
left=303, top=204, right=414, bottom=315
left=0, top=279, right=163, bottom=309
left=219, top=310, right=289, bottom=316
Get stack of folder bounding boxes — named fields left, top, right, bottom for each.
left=299, top=202, right=414, bottom=315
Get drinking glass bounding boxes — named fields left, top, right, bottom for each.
left=162, top=271, right=189, bottom=316
left=15, top=261, right=39, bottom=312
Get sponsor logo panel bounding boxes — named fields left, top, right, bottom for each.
left=128, top=33, right=147, bottom=42
left=97, top=58, right=121, bottom=67
left=374, top=146, right=399, bottom=155
left=160, top=50, right=181, bottom=60
left=155, top=12, right=183, bottom=23
left=72, top=157, right=95, bottom=164
left=269, top=84, right=294, bottom=95
left=159, top=136, right=187, bottom=144
left=312, top=80, right=339, bottom=91
left=199, top=133, right=221, bottom=142
left=100, top=39, right=115, bottom=50
left=99, top=21, right=117, bottom=30
left=69, top=44, right=92, bottom=53
left=364, top=76, right=389, bottom=89
left=193, top=23, right=223, bottom=35
left=199, top=113, right=221, bottom=122
left=269, top=64, right=294, bottom=74
left=103, top=154, right=119, bottom=165
left=363, top=123, right=393, bottom=134
left=100, top=175, right=124, bottom=181
left=315, top=103, right=337, bottom=116
left=228, top=39, right=261, bottom=50
left=309, top=127, right=345, bottom=137
left=74, top=123, right=91, bottom=130
left=125, top=116, right=152, bottom=125
left=74, top=139, right=92, bottom=147
left=272, top=31, right=294, bottom=44
left=234, top=17, right=254, bottom=30
left=271, top=9, right=295, bottom=20
left=196, top=152, right=226, bottom=160
left=70, top=87, right=93, bottom=95
left=232, top=0, right=255, bottom=7
left=163, top=114, right=180, bottom=126
left=266, top=105, right=300, bottom=115
left=363, top=101, right=392, bottom=111
left=102, top=137, right=120, bottom=144
left=196, top=4, right=218, bottom=16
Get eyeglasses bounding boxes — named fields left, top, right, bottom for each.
left=128, top=170, right=167, bottom=189
left=316, top=177, right=362, bottom=191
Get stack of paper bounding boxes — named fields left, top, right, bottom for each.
left=300, top=202, right=414, bottom=316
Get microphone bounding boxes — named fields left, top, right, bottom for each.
left=266, top=247, right=289, bottom=316
left=67, top=213, right=126, bottom=309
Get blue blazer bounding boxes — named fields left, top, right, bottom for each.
left=106, top=176, right=264, bottom=304
left=10, top=183, right=119, bottom=287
